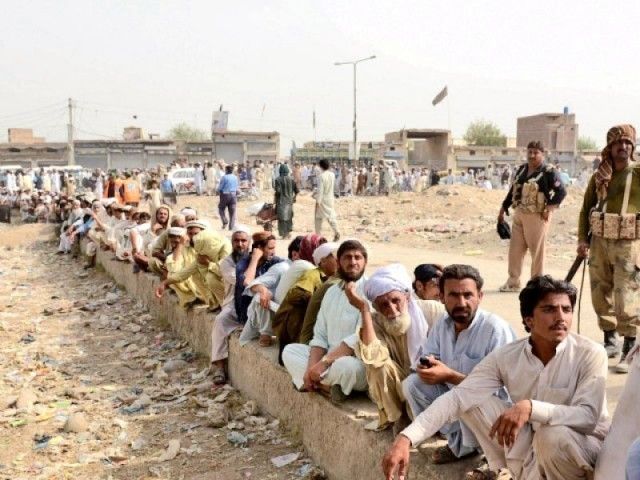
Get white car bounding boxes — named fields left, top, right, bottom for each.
left=168, top=168, right=196, bottom=194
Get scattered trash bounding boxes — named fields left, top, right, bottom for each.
left=64, top=412, right=89, bottom=433
left=226, top=431, right=248, bottom=447
left=271, top=452, right=300, bottom=468
left=19, top=333, right=36, bottom=344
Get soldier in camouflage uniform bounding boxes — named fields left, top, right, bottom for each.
left=578, top=124, right=640, bottom=373
left=498, top=141, right=566, bottom=292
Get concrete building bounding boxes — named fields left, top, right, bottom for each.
left=8, top=128, right=45, bottom=144
left=517, top=112, right=578, bottom=154
left=293, top=141, right=384, bottom=165
left=122, top=126, right=146, bottom=141
left=0, top=130, right=280, bottom=170
left=384, top=129, right=452, bottom=170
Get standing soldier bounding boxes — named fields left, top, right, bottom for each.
left=498, top=141, right=566, bottom=292
left=577, top=124, right=640, bottom=373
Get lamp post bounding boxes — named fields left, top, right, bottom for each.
left=334, top=55, right=376, bottom=164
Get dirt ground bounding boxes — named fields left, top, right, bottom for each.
left=0, top=184, right=629, bottom=480
left=0, top=228, right=325, bottom=480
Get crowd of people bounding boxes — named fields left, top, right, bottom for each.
left=1, top=125, right=638, bottom=480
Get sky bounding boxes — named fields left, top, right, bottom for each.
left=2, top=0, right=640, bottom=154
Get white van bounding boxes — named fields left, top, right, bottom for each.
left=168, top=168, right=196, bottom=194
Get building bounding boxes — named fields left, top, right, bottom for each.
left=0, top=130, right=280, bottom=170
left=293, top=141, right=385, bottom=165
left=122, top=126, right=146, bottom=141
left=516, top=112, right=578, bottom=154
left=384, top=129, right=452, bottom=170
left=8, top=128, right=45, bottom=144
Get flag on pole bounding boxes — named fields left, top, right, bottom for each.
left=432, top=85, right=448, bottom=106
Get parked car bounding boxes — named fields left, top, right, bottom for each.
left=168, top=168, right=196, bottom=194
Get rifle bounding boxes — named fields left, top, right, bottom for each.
left=565, top=255, right=586, bottom=283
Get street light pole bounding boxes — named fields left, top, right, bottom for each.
left=335, top=55, right=376, bottom=164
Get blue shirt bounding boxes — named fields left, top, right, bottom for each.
left=425, top=308, right=516, bottom=388
left=218, top=174, right=239, bottom=194
left=160, top=179, right=174, bottom=193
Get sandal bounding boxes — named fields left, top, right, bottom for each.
left=211, top=366, right=226, bottom=385
left=432, top=445, right=477, bottom=465
left=258, top=334, right=273, bottom=347
left=465, top=466, right=510, bottom=480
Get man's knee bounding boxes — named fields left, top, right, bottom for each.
left=533, top=425, right=573, bottom=459
left=402, top=373, right=421, bottom=402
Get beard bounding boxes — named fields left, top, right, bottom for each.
left=338, top=265, right=365, bottom=282
left=383, top=311, right=412, bottom=336
left=448, top=306, right=477, bottom=326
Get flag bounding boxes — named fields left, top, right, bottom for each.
left=312, top=109, right=316, bottom=129
left=432, top=85, right=448, bottom=106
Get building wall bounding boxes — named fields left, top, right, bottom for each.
left=8, top=128, right=36, bottom=144
left=517, top=113, right=578, bottom=153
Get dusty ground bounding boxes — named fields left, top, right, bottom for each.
left=0, top=228, right=324, bottom=480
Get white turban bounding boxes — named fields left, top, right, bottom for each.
left=364, top=263, right=429, bottom=368
left=232, top=224, right=251, bottom=235
left=168, top=227, right=186, bottom=237
left=312, top=242, right=338, bottom=266
left=180, top=208, right=197, bottom=217
left=185, top=220, right=208, bottom=230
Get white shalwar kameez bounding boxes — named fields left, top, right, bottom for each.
left=210, top=254, right=242, bottom=362
left=282, top=276, right=369, bottom=395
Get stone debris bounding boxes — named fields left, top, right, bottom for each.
left=271, top=452, right=300, bottom=467
left=0, top=238, right=323, bottom=479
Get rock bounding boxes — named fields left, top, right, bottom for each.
left=360, top=219, right=371, bottom=226
left=206, top=404, right=228, bottom=428
left=271, top=452, right=300, bottom=468
left=242, top=400, right=259, bottom=416
left=162, top=359, right=188, bottom=373
left=213, top=390, right=230, bottom=403
left=226, top=431, right=248, bottom=447
left=64, top=412, right=89, bottom=433
left=245, top=416, right=267, bottom=428
left=16, top=389, right=37, bottom=411
left=131, top=437, right=147, bottom=451
left=157, top=439, right=181, bottom=462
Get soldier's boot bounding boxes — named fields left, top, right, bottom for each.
left=615, top=336, right=636, bottom=374
left=604, top=329, right=621, bottom=358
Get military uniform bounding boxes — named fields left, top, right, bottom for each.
left=579, top=145, right=640, bottom=372
left=501, top=163, right=566, bottom=289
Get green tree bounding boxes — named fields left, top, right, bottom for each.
left=463, top=120, right=506, bottom=147
left=167, top=122, right=208, bottom=142
left=577, top=136, right=597, bottom=151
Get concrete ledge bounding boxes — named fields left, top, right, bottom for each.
left=90, top=245, right=473, bottom=479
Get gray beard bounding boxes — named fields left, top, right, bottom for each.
left=383, top=311, right=411, bottom=336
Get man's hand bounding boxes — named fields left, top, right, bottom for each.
left=344, top=281, right=367, bottom=311
left=381, top=434, right=411, bottom=480
left=302, top=369, right=317, bottom=392
left=155, top=282, right=166, bottom=299
left=416, top=357, right=453, bottom=385
left=489, top=399, right=532, bottom=448
left=251, top=246, right=264, bottom=261
left=541, top=209, right=550, bottom=222
left=258, top=288, right=272, bottom=309
left=497, top=208, right=506, bottom=224
left=577, top=241, right=589, bottom=259
left=307, top=360, right=328, bottom=384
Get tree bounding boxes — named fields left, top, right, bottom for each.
left=577, top=136, right=597, bottom=151
left=463, top=120, right=506, bottom=147
left=167, top=122, right=208, bottom=142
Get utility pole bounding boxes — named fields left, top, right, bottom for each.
left=67, top=98, right=75, bottom=165
left=334, top=55, right=376, bottom=166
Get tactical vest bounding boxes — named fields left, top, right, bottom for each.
left=513, top=168, right=546, bottom=213
left=590, top=171, right=639, bottom=240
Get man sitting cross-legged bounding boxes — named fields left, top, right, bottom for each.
left=383, top=275, right=610, bottom=480
left=401, top=264, right=515, bottom=464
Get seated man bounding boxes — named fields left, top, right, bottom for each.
left=163, top=227, right=200, bottom=308
left=412, top=263, right=446, bottom=331
left=402, top=264, right=515, bottom=464
left=210, top=226, right=251, bottom=384
left=345, top=263, right=431, bottom=431
left=273, top=241, right=338, bottom=363
left=155, top=229, right=231, bottom=310
left=239, top=235, right=319, bottom=347
left=282, top=240, right=369, bottom=404
left=136, top=214, right=186, bottom=275
left=384, top=275, right=609, bottom=480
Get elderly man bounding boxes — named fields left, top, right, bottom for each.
left=209, top=225, right=251, bottom=384
left=155, top=230, right=230, bottom=310
left=162, top=226, right=200, bottom=307
left=400, top=264, right=516, bottom=464
left=273, top=240, right=338, bottom=363
left=384, top=276, right=609, bottom=480
left=344, top=263, right=431, bottom=432
left=577, top=124, right=640, bottom=373
left=282, top=240, right=368, bottom=404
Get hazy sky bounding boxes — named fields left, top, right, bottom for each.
left=2, top=0, right=640, bottom=153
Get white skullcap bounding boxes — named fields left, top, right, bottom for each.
left=180, top=208, right=197, bottom=217
left=185, top=220, right=208, bottom=230
left=168, top=227, right=186, bottom=236
left=312, top=242, right=338, bottom=266
left=232, top=224, right=251, bottom=235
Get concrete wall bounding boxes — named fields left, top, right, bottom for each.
left=88, top=245, right=474, bottom=480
